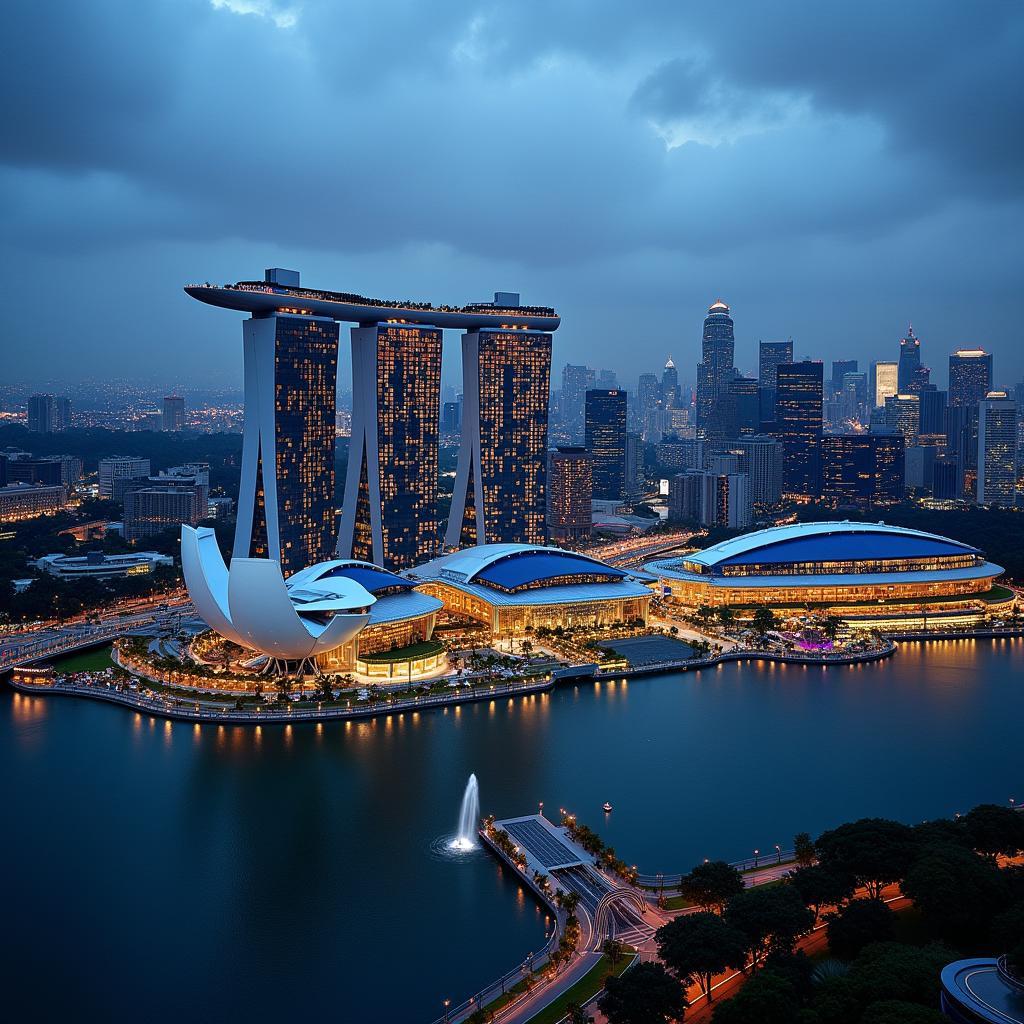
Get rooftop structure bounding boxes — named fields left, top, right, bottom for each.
left=407, top=543, right=653, bottom=637
left=940, top=957, right=1024, bottom=1024
left=185, top=273, right=560, bottom=331
left=34, top=550, right=173, bottom=580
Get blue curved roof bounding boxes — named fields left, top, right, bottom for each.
left=319, top=564, right=413, bottom=594
left=474, top=550, right=628, bottom=591
left=719, top=531, right=976, bottom=567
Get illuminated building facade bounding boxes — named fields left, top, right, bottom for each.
left=446, top=327, right=552, bottom=548
left=949, top=349, right=993, bottom=408
left=585, top=389, right=627, bottom=500
left=338, top=323, right=442, bottom=571
left=546, top=447, right=593, bottom=544
left=697, top=300, right=735, bottom=430
left=99, top=456, right=151, bottom=499
left=884, top=393, right=921, bottom=444
left=408, top=544, right=653, bottom=638
left=977, top=392, right=1018, bottom=507
left=871, top=361, right=899, bottom=408
left=645, top=521, right=1010, bottom=629
left=234, top=313, right=339, bottom=577
left=775, top=360, right=823, bottom=499
left=0, top=482, right=67, bottom=522
left=897, top=325, right=921, bottom=393
left=758, top=340, right=793, bottom=423
left=163, top=395, right=185, bottom=431
left=821, top=430, right=905, bottom=509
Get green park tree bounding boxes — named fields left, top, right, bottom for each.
left=598, top=961, right=685, bottom=1024
left=825, top=898, right=895, bottom=960
left=793, top=832, right=816, bottom=868
left=724, top=885, right=815, bottom=968
left=814, top=818, right=917, bottom=899
left=789, top=864, right=856, bottom=923
left=656, top=911, right=748, bottom=1003
left=963, top=803, right=1024, bottom=859
left=679, top=860, right=745, bottom=915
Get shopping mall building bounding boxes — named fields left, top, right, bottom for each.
left=645, top=521, right=1013, bottom=630
left=406, top=543, right=653, bottom=637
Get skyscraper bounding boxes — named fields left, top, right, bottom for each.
left=661, top=357, right=681, bottom=409
left=821, top=430, right=905, bottom=509
left=637, top=372, right=662, bottom=440
left=625, top=431, right=644, bottom=498
left=446, top=327, right=552, bottom=548
left=99, top=456, right=151, bottom=500
left=775, top=360, right=824, bottom=499
left=830, top=359, right=858, bottom=396
left=546, top=447, right=592, bottom=544
left=585, top=388, right=627, bottom=500
left=696, top=300, right=735, bottom=430
left=758, top=339, right=793, bottom=424
left=27, top=394, right=56, bottom=433
left=560, top=363, right=595, bottom=443
left=870, top=361, right=899, bottom=408
left=884, top=393, right=921, bottom=444
left=234, top=313, right=339, bottom=577
left=897, top=325, right=921, bottom=393
left=918, top=388, right=948, bottom=445
left=732, top=435, right=784, bottom=509
left=977, top=392, right=1017, bottom=507
left=162, top=395, right=185, bottom=432
left=949, top=349, right=993, bottom=408
left=339, top=323, right=442, bottom=570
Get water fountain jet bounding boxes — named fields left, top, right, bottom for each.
left=449, top=773, right=480, bottom=851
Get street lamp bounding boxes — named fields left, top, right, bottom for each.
left=443, top=998, right=451, bottom=1023
left=538, top=800, right=544, bottom=819
left=753, top=848, right=760, bottom=869
left=775, top=843, right=781, bottom=864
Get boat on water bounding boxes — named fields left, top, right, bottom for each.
left=602, top=802, right=613, bottom=813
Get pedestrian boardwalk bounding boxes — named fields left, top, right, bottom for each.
left=495, top=815, right=589, bottom=871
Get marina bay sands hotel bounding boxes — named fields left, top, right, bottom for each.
left=186, top=269, right=560, bottom=576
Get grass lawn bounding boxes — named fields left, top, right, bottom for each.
left=50, top=645, right=115, bottom=673
left=527, top=953, right=637, bottom=1024
left=662, top=894, right=694, bottom=911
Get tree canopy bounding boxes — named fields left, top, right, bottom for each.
left=825, top=898, right=895, bottom=960
left=814, top=819, right=917, bottom=899
left=724, top=884, right=815, bottom=966
left=656, top=912, right=747, bottom=1003
left=598, top=961, right=686, bottom=1024
left=963, top=804, right=1024, bottom=859
left=679, top=860, right=745, bottom=914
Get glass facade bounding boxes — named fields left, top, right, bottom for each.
left=775, top=361, right=823, bottom=499
left=697, top=300, right=736, bottom=430
left=822, top=431, right=905, bottom=509
left=978, top=394, right=1018, bottom=507
left=585, top=389, right=627, bottom=499
left=546, top=447, right=593, bottom=544
left=949, top=349, right=993, bottom=408
left=449, top=329, right=552, bottom=547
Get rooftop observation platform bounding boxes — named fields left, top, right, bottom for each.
left=185, top=271, right=560, bottom=331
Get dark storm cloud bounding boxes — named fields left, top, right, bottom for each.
left=0, top=0, right=1021, bottom=382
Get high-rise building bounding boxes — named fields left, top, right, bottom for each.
left=0, top=482, right=67, bottom=522
left=624, top=432, right=644, bottom=498
left=918, top=388, right=948, bottom=445
left=821, top=429, right=905, bottom=509
left=830, top=359, right=858, bottom=396
left=125, top=485, right=205, bottom=543
left=441, top=399, right=462, bottom=437
left=55, top=397, right=71, bottom=431
left=884, top=393, right=921, bottom=444
left=661, top=357, right=681, bottom=409
left=597, top=369, right=618, bottom=390
left=977, top=392, right=1017, bottom=507
left=27, top=394, right=56, bottom=433
left=897, top=325, right=921, bottom=394
left=758, top=340, right=793, bottom=424
left=235, top=313, right=339, bottom=577
left=99, top=456, right=151, bottom=500
left=696, top=300, right=735, bottom=430
left=732, top=435, right=784, bottom=509
left=446, top=328, right=552, bottom=548
left=162, top=395, right=185, bottom=431
left=949, top=349, right=993, bottom=408
left=775, top=360, right=823, bottom=499
left=546, top=447, right=592, bottom=545
left=870, top=361, right=899, bottom=408
left=585, top=389, right=627, bottom=500
left=339, top=323, right=442, bottom=570
left=560, top=364, right=595, bottom=443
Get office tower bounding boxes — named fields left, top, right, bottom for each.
left=932, top=455, right=960, bottom=500
left=758, top=339, right=793, bottom=424
left=585, top=388, right=628, bottom=500
left=978, top=392, right=1018, bottom=507
left=897, top=325, right=921, bottom=393
left=727, top=377, right=760, bottom=436
left=339, top=323, right=442, bottom=571
left=908, top=364, right=931, bottom=393
left=884, top=393, right=921, bottom=444
left=696, top=299, right=735, bottom=429
left=124, top=485, right=205, bottom=543
left=55, top=397, right=71, bottom=430
left=27, top=394, right=57, bottom=433
left=732, top=435, right=784, bottom=508
left=830, top=359, right=858, bottom=396
left=235, top=314, right=339, bottom=577
left=918, top=388, right=948, bottom=445
left=661, top=357, right=681, bottom=409
left=561, top=363, right=594, bottom=442
left=446, top=328, right=552, bottom=548
left=949, top=349, right=993, bottom=408
left=162, top=395, right=185, bottom=431
left=656, top=437, right=703, bottom=471
left=870, top=361, right=899, bottom=408
left=546, top=447, right=592, bottom=544
left=624, top=432, right=644, bottom=498
left=905, top=445, right=937, bottom=491
left=945, top=404, right=976, bottom=497
left=441, top=400, right=462, bottom=436
left=99, top=456, right=151, bottom=499
left=597, top=369, right=618, bottom=389
left=775, top=360, right=823, bottom=499
left=821, top=430, right=905, bottom=509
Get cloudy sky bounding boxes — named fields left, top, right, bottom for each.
left=2, top=0, right=1022, bottom=391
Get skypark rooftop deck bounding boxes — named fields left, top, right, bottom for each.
left=185, top=280, right=561, bottom=331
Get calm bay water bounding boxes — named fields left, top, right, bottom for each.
left=3, top=637, right=1022, bottom=1021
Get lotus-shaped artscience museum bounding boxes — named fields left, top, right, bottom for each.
left=181, top=526, right=375, bottom=662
